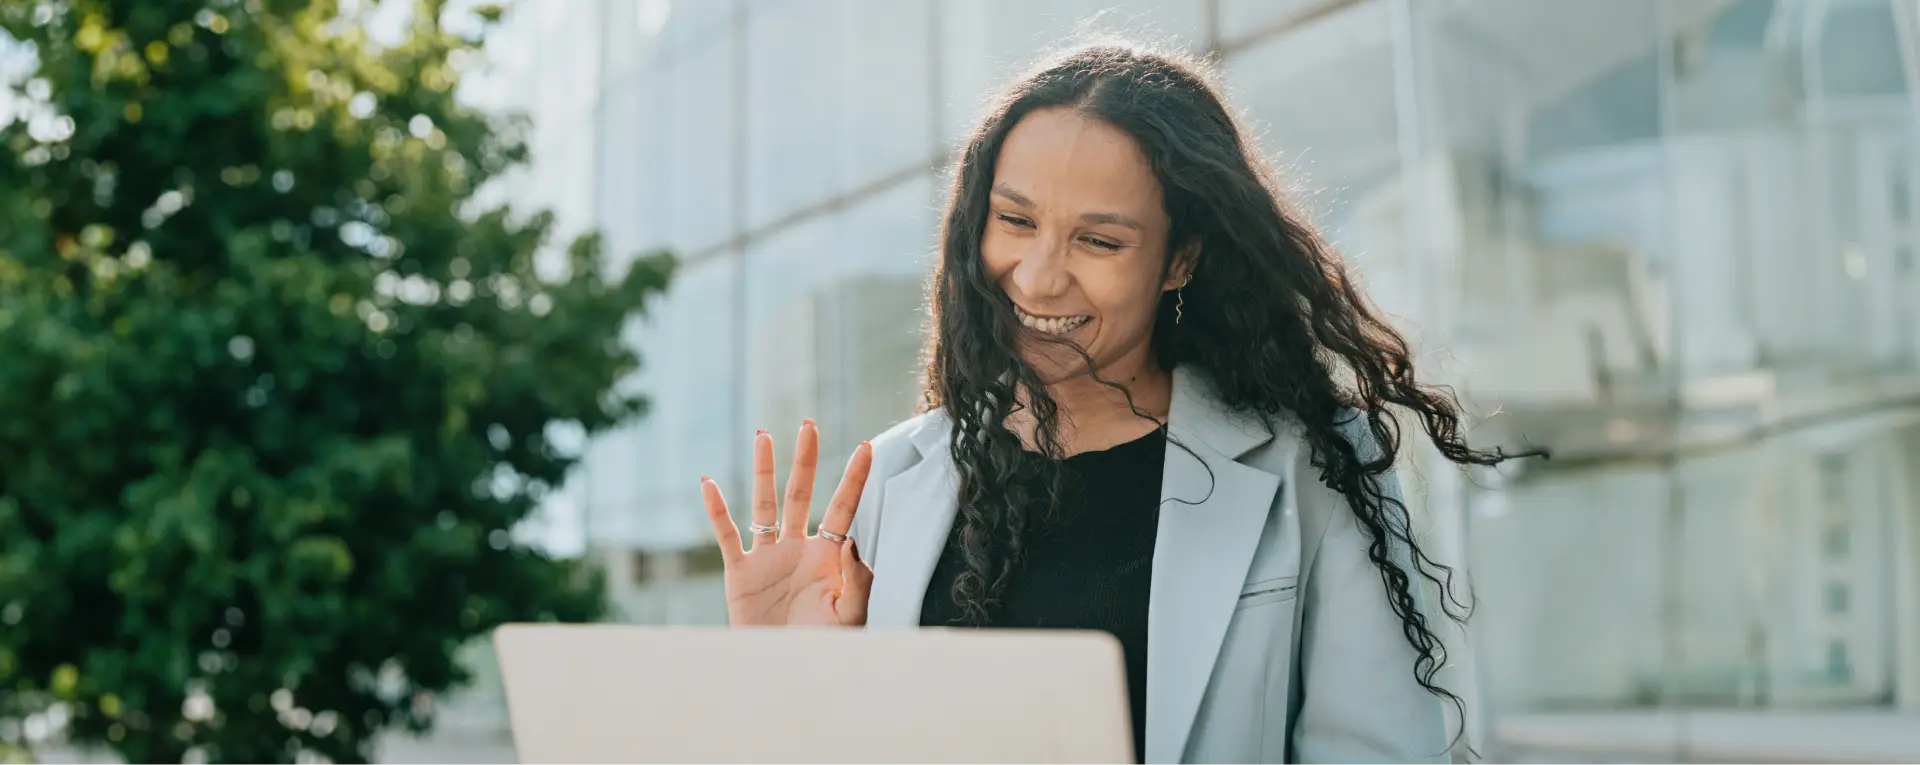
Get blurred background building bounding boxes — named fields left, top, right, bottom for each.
left=417, top=0, right=1920, bottom=761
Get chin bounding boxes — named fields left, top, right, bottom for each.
left=1019, top=345, right=1100, bottom=385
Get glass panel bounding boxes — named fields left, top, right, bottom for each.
left=598, top=64, right=671, bottom=262
left=827, top=175, right=940, bottom=456
left=746, top=0, right=844, bottom=228
left=662, top=0, right=737, bottom=58
left=1816, top=0, right=1907, bottom=98
left=1405, top=0, right=1667, bottom=405
left=473, top=1, right=605, bottom=240
left=1752, top=434, right=1900, bottom=704
left=1466, top=468, right=1670, bottom=709
left=1426, top=0, right=1920, bottom=724
left=935, top=0, right=1208, bottom=148
left=583, top=311, right=666, bottom=548
left=475, top=0, right=597, bottom=109
left=664, top=32, right=739, bottom=254
left=835, top=0, right=937, bottom=189
left=1660, top=0, right=1918, bottom=382
left=1472, top=423, right=1911, bottom=710
left=1224, top=2, right=1402, bottom=263
left=1671, top=447, right=1770, bottom=704
left=933, top=0, right=1012, bottom=146
left=648, top=255, right=743, bottom=544
left=604, top=0, right=672, bottom=76
left=1217, top=0, right=1335, bottom=47
left=1057, top=0, right=1207, bottom=46
left=743, top=214, right=837, bottom=447
left=742, top=175, right=936, bottom=518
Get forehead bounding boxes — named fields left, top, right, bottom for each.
left=992, top=107, right=1163, bottom=216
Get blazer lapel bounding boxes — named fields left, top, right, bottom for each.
left=863, top=418, right=959, bottom=628
left=1145, top=367, right=1284, bottom=764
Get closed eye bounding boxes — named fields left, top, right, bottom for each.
left=1081, top=236, right=1122, bottom=251
left=997, top=213, right=1034, bottom=229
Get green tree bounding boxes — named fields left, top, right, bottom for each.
left=0, top=0, right=670, bottom=761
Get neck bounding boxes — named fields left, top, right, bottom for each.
left=1012, top=350, right=1173, bottom=456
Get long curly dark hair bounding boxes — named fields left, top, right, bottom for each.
left=920, top=42, right=1534, bottom=747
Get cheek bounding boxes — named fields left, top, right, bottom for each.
left=1072, top=279, right=1137, bottom=338
left=1089, top=259, right=1165, bottom=320
left=979, top=229, right=1018, bottom=280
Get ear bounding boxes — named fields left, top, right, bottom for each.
left=1161, top=240, right=1201, bottom=292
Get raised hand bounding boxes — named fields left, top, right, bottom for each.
left=700, top=421, right=874, bottom=627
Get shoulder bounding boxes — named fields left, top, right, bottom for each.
left=1245, top=406, right=1388, bottom=479
left=1247, top=406, right=1399, bottom=544
left=1329, top=406, right=1390, bottom=463
left=866, top=408, right=947, bottom=472
left=1260, top=405, right=1382, bottom=459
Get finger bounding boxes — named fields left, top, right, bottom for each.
left=780, top=420, right=819, bottom=540
left=837, top=538, right=874, bottom=627
left=748, top=430, right=777, bottom=550
left=819, top=441, right=871, bottom=541
left=700, top=477, right=743, bottom=563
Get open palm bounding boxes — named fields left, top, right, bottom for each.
left=700, top=422, right=873, bottom=627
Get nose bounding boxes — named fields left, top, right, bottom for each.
left=1009, top=239, right=1071, bottom=301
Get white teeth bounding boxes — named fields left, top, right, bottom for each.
left=1015, top=309, right=1090, bottom=335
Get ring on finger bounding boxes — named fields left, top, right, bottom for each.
left=749, top=523, right=778, bottom=536
left=818, top=528, right=848, bottom=543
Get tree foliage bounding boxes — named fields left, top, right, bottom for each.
left=0, top=0, right=670, bottom=761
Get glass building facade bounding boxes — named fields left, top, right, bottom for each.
left=462, top=0, right=1920, bottom=759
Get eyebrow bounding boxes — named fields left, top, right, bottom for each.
left=1080, top=211, right=1143, bottom=230
left=991, top=183, right=1144, bottom=231
left=991, top=183, right=1034, bottom=207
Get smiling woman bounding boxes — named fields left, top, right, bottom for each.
left=697, top=39, right=1537, bottom=764
left=982, top=108, right=1190, bottom=396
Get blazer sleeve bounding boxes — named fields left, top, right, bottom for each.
left=1289, top=457, right=1451, bottom=763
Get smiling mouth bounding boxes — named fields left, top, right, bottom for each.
left=1014, top=306, right=1091, bottom=335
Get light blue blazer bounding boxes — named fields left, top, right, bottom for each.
left=847, top=366, right=1450, bottom=764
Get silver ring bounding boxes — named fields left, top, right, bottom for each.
left=748, top=523, right=778, bottom=536
left=817, top=528, right=848, bottom=543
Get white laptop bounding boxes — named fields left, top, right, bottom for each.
left=493, top=624, right=1133, bottom=763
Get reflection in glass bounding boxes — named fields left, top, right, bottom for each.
left=1437, top=0, right=1919, bottom=724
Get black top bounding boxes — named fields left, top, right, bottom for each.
left=918, top=428, right=1166, bottom=762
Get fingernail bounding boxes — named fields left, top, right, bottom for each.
left=802, top=419, right=815, bottom=427
left=860, top=441, right=871, bottom=451
left=700, top=475, right=711, bottom=483
left=755, top=429, right=768, bottom=436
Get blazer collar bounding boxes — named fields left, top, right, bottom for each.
left=1164, top=365, right=1275, bottom=460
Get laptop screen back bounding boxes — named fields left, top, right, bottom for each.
left=494, top=624, right=1133, bottom=763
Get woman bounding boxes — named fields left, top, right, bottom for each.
left=698, top=42, right=1525, bottom=764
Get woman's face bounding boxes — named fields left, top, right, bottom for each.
left=981, top=107, right=1188, bottom=384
